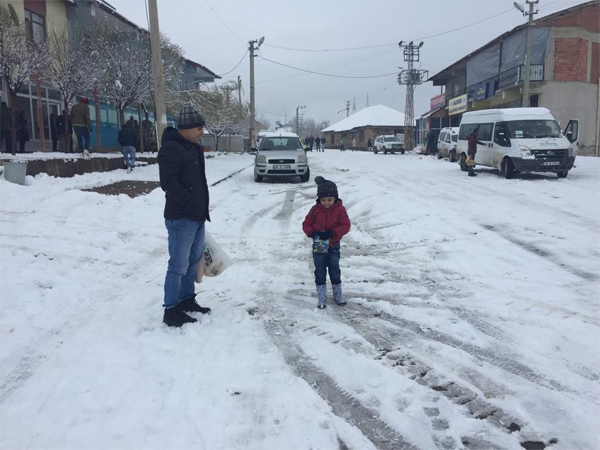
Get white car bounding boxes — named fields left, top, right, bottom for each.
left=373, top=135, right=405, bottom=154
left=252, top=131, right=310, bottom=183
left=437, top=127, right=459, bottom=161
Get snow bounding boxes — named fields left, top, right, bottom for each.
left=1, top=151, right=599, bottom=450
left=321, top=105, right=406, bottom=133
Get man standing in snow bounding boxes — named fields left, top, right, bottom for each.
left=467, top=127, right=484, bottom=177
left=158, top=106, right=212, bottom=327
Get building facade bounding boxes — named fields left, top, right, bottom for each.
left=427, top=1, right=599, bottom=155
left=0, top=0, right=219, bottom=152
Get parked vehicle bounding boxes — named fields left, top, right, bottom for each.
left=437, top=127, right=459, bottom=161
left=373, top=135, right=405, bottom=154
left=456, top=108, right=579, bottom=179
left=252, top=131, right=310, bottom=183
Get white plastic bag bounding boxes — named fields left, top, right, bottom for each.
left=196, top=231, right=232, bottom=282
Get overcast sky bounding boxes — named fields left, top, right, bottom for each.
left=106, top=0, right=586, bottom=128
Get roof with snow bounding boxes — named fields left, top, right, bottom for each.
left=321, top=105, right=406, bottom=133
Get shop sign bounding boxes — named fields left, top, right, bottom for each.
left=449, top=94, right=468, bottom=115
left=430, top=93, right=445, bottom=110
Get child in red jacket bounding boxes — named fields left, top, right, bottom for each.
left=302, top=176, right=351, bottom=309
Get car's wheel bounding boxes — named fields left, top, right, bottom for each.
left=384, top=149, right=387, bottom=155
left=449, top=150, right=456, bottom=162
left=401, top=149, right=405, bottom=154
left=374, top=148, right=378, bottom=154
left=300, top=168, right=310, bottom=182
left=254, top=172, right=263, bottom=182
left=557, top=170, right=568, bottom=178
left=459, top=154, right=468, bottom=171
left=502, top=157, right=515, bottom=179
left=437, top=152, right=442, bottom=160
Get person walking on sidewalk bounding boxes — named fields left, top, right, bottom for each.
left=158, top=106, right=212, bottom=327
left=302, top=176, right=351, bottom=309
left=467, top=127, right=484, bottom=177
left=118, top=123, right=137, bottom=173
left=70, top=97, right=92, bottom=155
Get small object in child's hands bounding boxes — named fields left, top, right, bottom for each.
left=312, top=235, right=329, bottom=253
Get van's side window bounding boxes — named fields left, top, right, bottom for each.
left=439, top=132, right=446, bottom=142
left=493, top=122, right=511, bottom=147
left=459, top=124, right=478, bottom=140
left=478, top=123, right=494, bottom=141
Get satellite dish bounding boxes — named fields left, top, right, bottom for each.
left=8, top=4, right=20, bottom=25
left=258, top=36, right=265, bottom=47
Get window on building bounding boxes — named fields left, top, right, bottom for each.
left=25, top=10, right=46, bottom=45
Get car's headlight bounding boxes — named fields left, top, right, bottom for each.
left=297, top=154, right=307, bottom=163
left=519, top=145, right=531, bottom=158
left=257, top=155, right=266, bottom=163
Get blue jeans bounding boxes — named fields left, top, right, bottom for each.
left=163, top=219, right=205, bottom=309
left=73, top=126, right=90, bottom=153
left=122, top=146, right=136, bottom=168
left=313, top=243, right=341, bottom=286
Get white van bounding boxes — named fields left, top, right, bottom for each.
left=437, top=127, right=459, bottom=161
left=456, top=108, right=579, bottom=178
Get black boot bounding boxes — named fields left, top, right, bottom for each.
left=180, top=295, right=211, bottom=314
left=163, top=306, right=198, bottom=327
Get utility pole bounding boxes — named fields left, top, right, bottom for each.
left=148, top=0, right=167, bottom=141
left=249, top=37, right=264, bottom=149
left=296, top=105, right=306, bottom=135
left=522, top=0, right=539, bottom=108
left=237, top=75, right=242, bottom=105
left=398, top=41, right=428, bottom=152
left=346, top=100, right=350, bottom=117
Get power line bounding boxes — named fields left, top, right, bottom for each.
left=258, top=53, right=398, bottom=80
left=262, top=42, right=395, bottom=53
left=217, top=50, right=248, bottom=76
left=203, top=0, right=243, bottom=43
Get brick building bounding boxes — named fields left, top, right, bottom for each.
left=427, top=1, right=599, bottom=155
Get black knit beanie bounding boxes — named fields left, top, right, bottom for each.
left=315, top=176, right=338, bottom=199
left=178, top=106, right=206, bottom=129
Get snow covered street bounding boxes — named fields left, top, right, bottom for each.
left=1, top=151, right=599, bottom=450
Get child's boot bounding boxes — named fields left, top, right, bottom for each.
left=332, top=283, right=346, bottom=305
left=316, top=284, right=327, bottom=309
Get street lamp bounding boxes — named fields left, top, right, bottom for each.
left=515, top=1, right=538, bottom=107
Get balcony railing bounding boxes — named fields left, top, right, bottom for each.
left=498, top=64, right=544, bottom=89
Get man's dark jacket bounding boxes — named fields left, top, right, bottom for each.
left=118, top=126, right=137, bottom=148
left=158, top=127, right=210, bottom=223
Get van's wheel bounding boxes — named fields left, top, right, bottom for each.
left=459, top=154, right=468, bottom=171
left=254, top=172, right=263, bottom=182
left=437, top=152, right=442, bottom=160
left=502, top=157, right=515, bottom=179
left=449, top=150, right=456, bottom=162
left=557, top=170, right=568, bottom=178
left=300, top=168, right=310, bottom=182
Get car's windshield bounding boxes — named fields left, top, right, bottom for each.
left=384, top=137, right=399, bottom=142
left=260, top=137, right=302, bottom=151
left=506, top=120, right=561, bottom=139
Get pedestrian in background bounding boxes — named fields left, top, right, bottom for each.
left=367, top=137, right=372, bottom=152
left=57, top=109, right=73, bottom=153
left=158, top=106, right=212, bottom=328
left=16, top=111, right=29, bottom=153
left=118, top=123, right=137, bottom=173
left=352, top=136, right=356, bottom=151
left=340, top=137, right=345, bottom=151
left=315, top=136, right=320, bottom=152
left=70, top=97, right=92, bottom=155
left=0, top=101, right=12, bottom=153
left=320, top=135, right=325, bottom=151
left=50, top=113, right=58, bottom=151
left=467, top=127, right=484, bottom=177
left=303, top=176, right=351, bottom=309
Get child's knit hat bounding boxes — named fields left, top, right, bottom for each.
left=315, top=176, right=338, bottom=199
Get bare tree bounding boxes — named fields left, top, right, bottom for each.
left=43, top=29, right=103, bottom=143
left=174, top=82, right=248, bottom=152
left=0, top=14, right=48, bottom=154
